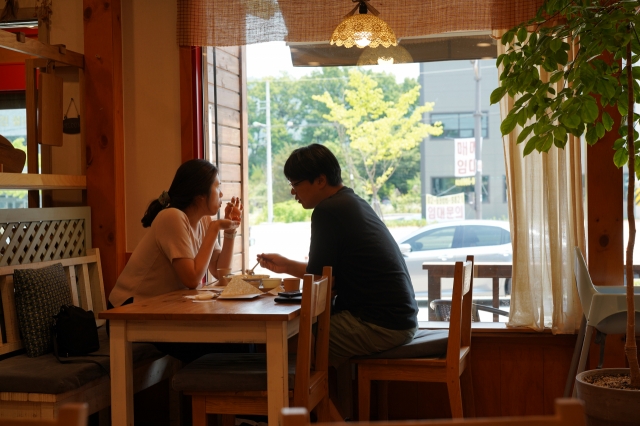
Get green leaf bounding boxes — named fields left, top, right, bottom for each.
left=538, top=133, right=553, bottom=152
left=614, top=148, right=629, bottom=167
left=613, top=137, right=626, bottom=150
left=632, top=66, right=640, bottom=80
left=550, top=38, right=562, bottom=52
left=517, top=125, right=534, bottom=144
left=585, top=126, right=598, bottom=145
left=500, top=113, right=518, bottom=135
left=490, top=86, right=508, bottom=105
left=553, top=126, right=567, bottom=144
left=596, top=122, right=605, bottom=139
left=602, top=111, right=613, bottom=132
left=549, top=70, right=564, bottom=84
left=618, top=94, right=629, bottom=116
left=580, top=98, right=599, bottom=123
left=559, top=113, right=581, bottom=129
left=555, top=49, right=569, bottom=66
left=517, top=27, right=528, bottom=43
left=523, top=135, right=538, bottom=156
left=496, top=54, right=506, bottom=67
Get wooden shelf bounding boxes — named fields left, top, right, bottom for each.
left=0, top=173, right=86, bottom=190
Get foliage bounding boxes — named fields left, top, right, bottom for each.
left=491, top=0, right=640, bottom=386
left=313, top=70, right=442, bottom=214
left=247, top=67, right=426, bottom=214
left=253, top=199, right=312, bottom=224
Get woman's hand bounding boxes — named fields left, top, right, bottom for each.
left=224, top=196, right=243, bottom=222
left=209, top=219, right=240, bottom=234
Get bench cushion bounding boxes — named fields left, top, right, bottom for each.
left=13, top=263, right=72, bottom=357
left=355, top=329, right=449, bottom=360
left=172, top=353, right=296, bottom=393
left=0, top=327, right=164, bottom=394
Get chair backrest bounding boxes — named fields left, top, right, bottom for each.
left=574, top=247, right=595, bottom=319
left=280, top=398, right=585, bottom=426
left=0, top=402, right=87, bottom=426
left=446, top=256, right=474, bottom=367
left=293, top=266, right=332, bottom=408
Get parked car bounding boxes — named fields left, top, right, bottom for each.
left=397, top=220, right=512, bottom=295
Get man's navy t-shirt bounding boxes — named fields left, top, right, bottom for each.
left=306, top=187, right=418, bottom=330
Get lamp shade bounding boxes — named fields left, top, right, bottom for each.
left=330, top=13, right=397, bottom=49
left=357, top=44, right=413, bottom=65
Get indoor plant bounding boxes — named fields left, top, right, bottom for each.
left=491, top=0, right=639, bottom=423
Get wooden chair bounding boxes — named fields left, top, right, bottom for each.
left=280, top=398, right=586, bottom=426
left=0, top=403, right=87, bottom=426
left=353, top=256, right=475, bottom=420
left=171, top=266, right=333, bottom=426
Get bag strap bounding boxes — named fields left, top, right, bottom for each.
left=51, top=326, right=110, bottom=378
left=64, top=98, right=79, bottom=118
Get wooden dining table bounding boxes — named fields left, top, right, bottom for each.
left=99, top=289, right=302, bottom=426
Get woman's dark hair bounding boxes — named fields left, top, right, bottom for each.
left=141, top=159, right=218, bottom=228
left=283, top=144, right=343, bottom=186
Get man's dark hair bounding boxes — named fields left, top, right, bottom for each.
left=284, top=144, right=343, bottom=186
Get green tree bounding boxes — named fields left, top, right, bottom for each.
left=313, top=70, right=442, bottom=216
left=491, top=0, right=640, bottom=385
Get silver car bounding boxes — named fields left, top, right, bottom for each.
left=397, top=220, right=512, bottom=295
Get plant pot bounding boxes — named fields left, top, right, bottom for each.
left=575, top=368, right=640, bottom=426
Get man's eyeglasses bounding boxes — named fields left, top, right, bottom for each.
left=288, top=180, right=304, bottom=189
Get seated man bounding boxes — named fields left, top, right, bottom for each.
left=258, top=144, right=418, bottom=414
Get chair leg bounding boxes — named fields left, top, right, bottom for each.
left=357, top=368, right=372, bottom=421
left=191, top=396, right=208, bottom=426
left=595, top=330, right=607, bottom=369
left=315, top=396, right=331, bottom=422
left=447, top=379, right=464, bottom=418
left=573, top=325, right=595, bottom=397
left=460, top=365, right=475, bottom=418
left=564, top=316, right=586, bottom=398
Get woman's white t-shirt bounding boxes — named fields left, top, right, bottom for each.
left=109, top=208, right=217, bottom=307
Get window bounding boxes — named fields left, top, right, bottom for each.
left=430, top=112, right=488, bottom=139
left=462, top=225, right=511, bottom=247
left=404, top=226, right=457, bottom=251
left=0, top=91, right=28, bottom=209
left=432, top=176, right=490, bottom=204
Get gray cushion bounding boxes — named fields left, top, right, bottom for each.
left=355, top=329, right=449, bottom=360
left=0, top=327, right=164, bottom=394
left=172, top=353, right=296, bottom=393
left=13, top=263, right=72, bottom=357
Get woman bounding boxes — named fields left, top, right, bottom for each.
left=109, top=159, right=241, bottom=308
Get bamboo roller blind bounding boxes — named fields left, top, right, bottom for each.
left=177, top=0, right=544, bottom=47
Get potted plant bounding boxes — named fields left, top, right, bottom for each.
left=491, top=0, right=639, bottom=424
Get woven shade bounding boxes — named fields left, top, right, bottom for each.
left=357, top=45, right=413, bottom=65
left=177, top=0, right=545, bottom=47
left=330, top=14, right=397, bottom=48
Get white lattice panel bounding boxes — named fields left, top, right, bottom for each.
left=0, top=207, right=91, bottom=267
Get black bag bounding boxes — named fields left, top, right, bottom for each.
left=62, top=98, right=80, bottom=135
left=52, top=304, right=99, bottom=357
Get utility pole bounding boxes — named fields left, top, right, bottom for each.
left=472, top=60, right=483, bottom=219
left=254, top=81, right=273, bottom=223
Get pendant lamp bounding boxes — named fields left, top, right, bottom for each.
left=357, top=44, right=413, bottom=65
left=330, top=0, right=397, bottom=49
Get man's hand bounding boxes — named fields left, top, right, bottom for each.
left=257, top=253, right=290, bottom=274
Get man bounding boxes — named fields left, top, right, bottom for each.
left=258, top=143, right=418, bottom=369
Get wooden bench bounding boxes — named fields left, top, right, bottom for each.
left=0, top=207, right=181, bottom=421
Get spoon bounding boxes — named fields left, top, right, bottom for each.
left=246, top=260, right=260, bottom=276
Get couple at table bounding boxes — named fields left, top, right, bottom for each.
left=108, top=144, right=418, bottom=397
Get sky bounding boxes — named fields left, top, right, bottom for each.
left=245, top=41, right=420, bottom=82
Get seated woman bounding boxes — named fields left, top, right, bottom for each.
left=107, top=159, right=244, bottom=362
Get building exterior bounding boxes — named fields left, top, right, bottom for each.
left=420, top=59, right=507, bottom=221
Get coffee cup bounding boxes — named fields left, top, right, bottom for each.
left=283, top=278, right=301, bottom=292
left=217, top=268, right=231, bottom=285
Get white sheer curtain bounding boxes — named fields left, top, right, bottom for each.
left=496, top=31, right=584, bottom=333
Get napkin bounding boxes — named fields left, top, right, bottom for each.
left=221, top=276, right=264, bottom=297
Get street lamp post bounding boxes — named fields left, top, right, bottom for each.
left=253, top=81, right=273, bottom=223
left=472, top=60, right=483, bottom=219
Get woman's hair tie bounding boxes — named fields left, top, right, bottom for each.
left=158, top=190, right=171, bottom=208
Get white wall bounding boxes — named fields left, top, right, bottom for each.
left=121, top=0, right=182, bottom=250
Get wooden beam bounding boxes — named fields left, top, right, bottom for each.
left=0, top=173, right=86, bottom=190
left=83, top=0, right=126, bottom=298
left=25, top=59, right=39, bottom=207
left=587, top=52, right=624, bottom=286
left=0, top=29, right=83, bottom=68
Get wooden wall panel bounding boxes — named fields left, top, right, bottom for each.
left=83, top=0, right=126, bottom=296
left=205, top=45, right=248, bottom=273
left=380, top=332, right=577, bottom=421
